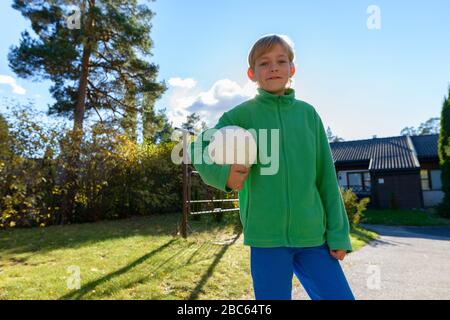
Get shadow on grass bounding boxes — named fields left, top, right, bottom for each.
left=56, top=217, right=243, bottom=300
left=0, top=212, right=235, bottom=257
left=187, top=224, right=242, bottom=300
left=90, top=229, right=244, bottom=300
left=59, top=238, right=180, bottom=299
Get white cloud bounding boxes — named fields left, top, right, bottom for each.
left=0, top=75, right=26, bottom=95
left=168, top=77, right=197, bottom=89
left=165, top=77, right=258, bottom=131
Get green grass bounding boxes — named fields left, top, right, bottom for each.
left=360, top=207, right=450, bottom=226
left=0, top=212, right=377, bottom=300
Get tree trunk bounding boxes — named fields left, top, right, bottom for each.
left=59, top=0, right=95, bottom=224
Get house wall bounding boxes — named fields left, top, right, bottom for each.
left=371, top=170, right=423, bottom=209
left=332, top=151, right=444, bottom=210
left=420, top=160, right=440, bottom=170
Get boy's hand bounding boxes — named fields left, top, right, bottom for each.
left=329, top=249, right=347, bottom=261
left=226, top=164, right=250, bottom=191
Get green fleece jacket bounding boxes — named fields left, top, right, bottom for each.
left=187, top=87, right=352, bottom=252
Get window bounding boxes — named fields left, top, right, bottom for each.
left=430, top=170, right=442, bottom=190
left=348, top=172, right=362, bottom=187
left=421, top=169, right=430, bottom=191
left=364, top=172, right=371, bottom=189
left=346, top=171, right=371, bottom=193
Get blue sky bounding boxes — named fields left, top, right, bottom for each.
left=0, top=0, right=449, bottom=141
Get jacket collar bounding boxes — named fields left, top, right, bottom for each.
left=255, top=87, right=296, bottom=108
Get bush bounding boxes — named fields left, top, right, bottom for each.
left=0, top=107, right=61, bottom=228
left=0, top=105, right=182, bottom=228
left=341, top=187, right=370, bottom=226
left=437, top=201, right=450, bottom=218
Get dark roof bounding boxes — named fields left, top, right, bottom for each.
left=410, top=134, right=439, bottom=158
left=330, top=134, right=438, bottom=171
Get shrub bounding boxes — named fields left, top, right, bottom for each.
left=1, top=105, right=182, bottom=228
left=341, top=187, right=370, bottom=226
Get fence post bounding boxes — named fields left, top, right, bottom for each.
left=175, top=127, right=195, bottom=239
left=181, top=130, right=188, bottom=238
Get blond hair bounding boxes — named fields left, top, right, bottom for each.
left=247, top=34, right=295, bottom=71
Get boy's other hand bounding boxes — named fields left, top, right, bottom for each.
left=226, top=164, right=250, bottom=191
left=329, top=249, right=347, bottom=261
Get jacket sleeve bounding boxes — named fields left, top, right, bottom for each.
left=314, top=110, right=353, bottom=253
left=187, top=112, right=234, bottom=193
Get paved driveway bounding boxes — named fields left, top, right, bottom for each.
left=292, top=224, right=450, bottom=300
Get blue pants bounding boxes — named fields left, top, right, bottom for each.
left=250, top=242, right=355, bottom=300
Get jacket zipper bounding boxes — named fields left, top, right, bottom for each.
left=277, top=97, right=291, bottom=246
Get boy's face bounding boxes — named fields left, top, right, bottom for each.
left=247, top=44, right=296, bottom=96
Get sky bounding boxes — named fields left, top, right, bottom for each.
left=0, top=0, right=449, bottom=141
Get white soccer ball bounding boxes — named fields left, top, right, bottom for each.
left=207, top=125, right=257, bottom=167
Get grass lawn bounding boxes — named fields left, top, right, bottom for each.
left=0, top=212, right=377, bottom=300
left=360, top=207, right=450, bottom=226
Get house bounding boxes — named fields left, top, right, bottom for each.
left=330, top=134, right=442, bottom=209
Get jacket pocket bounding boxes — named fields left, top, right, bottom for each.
left=311, top=187, right=327, bottom=231
left=290, top=187, right=327, bottom=240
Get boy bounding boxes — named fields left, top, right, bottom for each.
left=188, top=34, right=355, bottom=300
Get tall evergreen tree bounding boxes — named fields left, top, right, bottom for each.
left=142, top=92, right=158, bottom=143
left=437, top=88, right=450, bottom=218
left=8, top=0, right=166, bottom=223
left=326, top=126, right=344, bottom=142
left=8, top=0, right=166, bottom=131
left=182, top=112, right=201, bottom=134
left=154, top=108, right=174, bottom=144
left=120, top=84, right=138, bottom=142
left=140, top=91, right=174, bottom=144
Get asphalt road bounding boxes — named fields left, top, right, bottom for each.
left=292, top=224, right=450, bottom=300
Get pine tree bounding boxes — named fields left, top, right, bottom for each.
left=7, top=0, right=166, bottom=223
left=120, top=84, right=138, bottom=142
left=8, top=0, right=166, bottom=131
left=182, top=112, right=201, bottom=134
left=141, top=92, right=173, bottom=144
left=326, top=126, right=345, bottom=142
left=153, top=108, right=174, bottom=144
left=142, top=92, right=158, bottom=143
